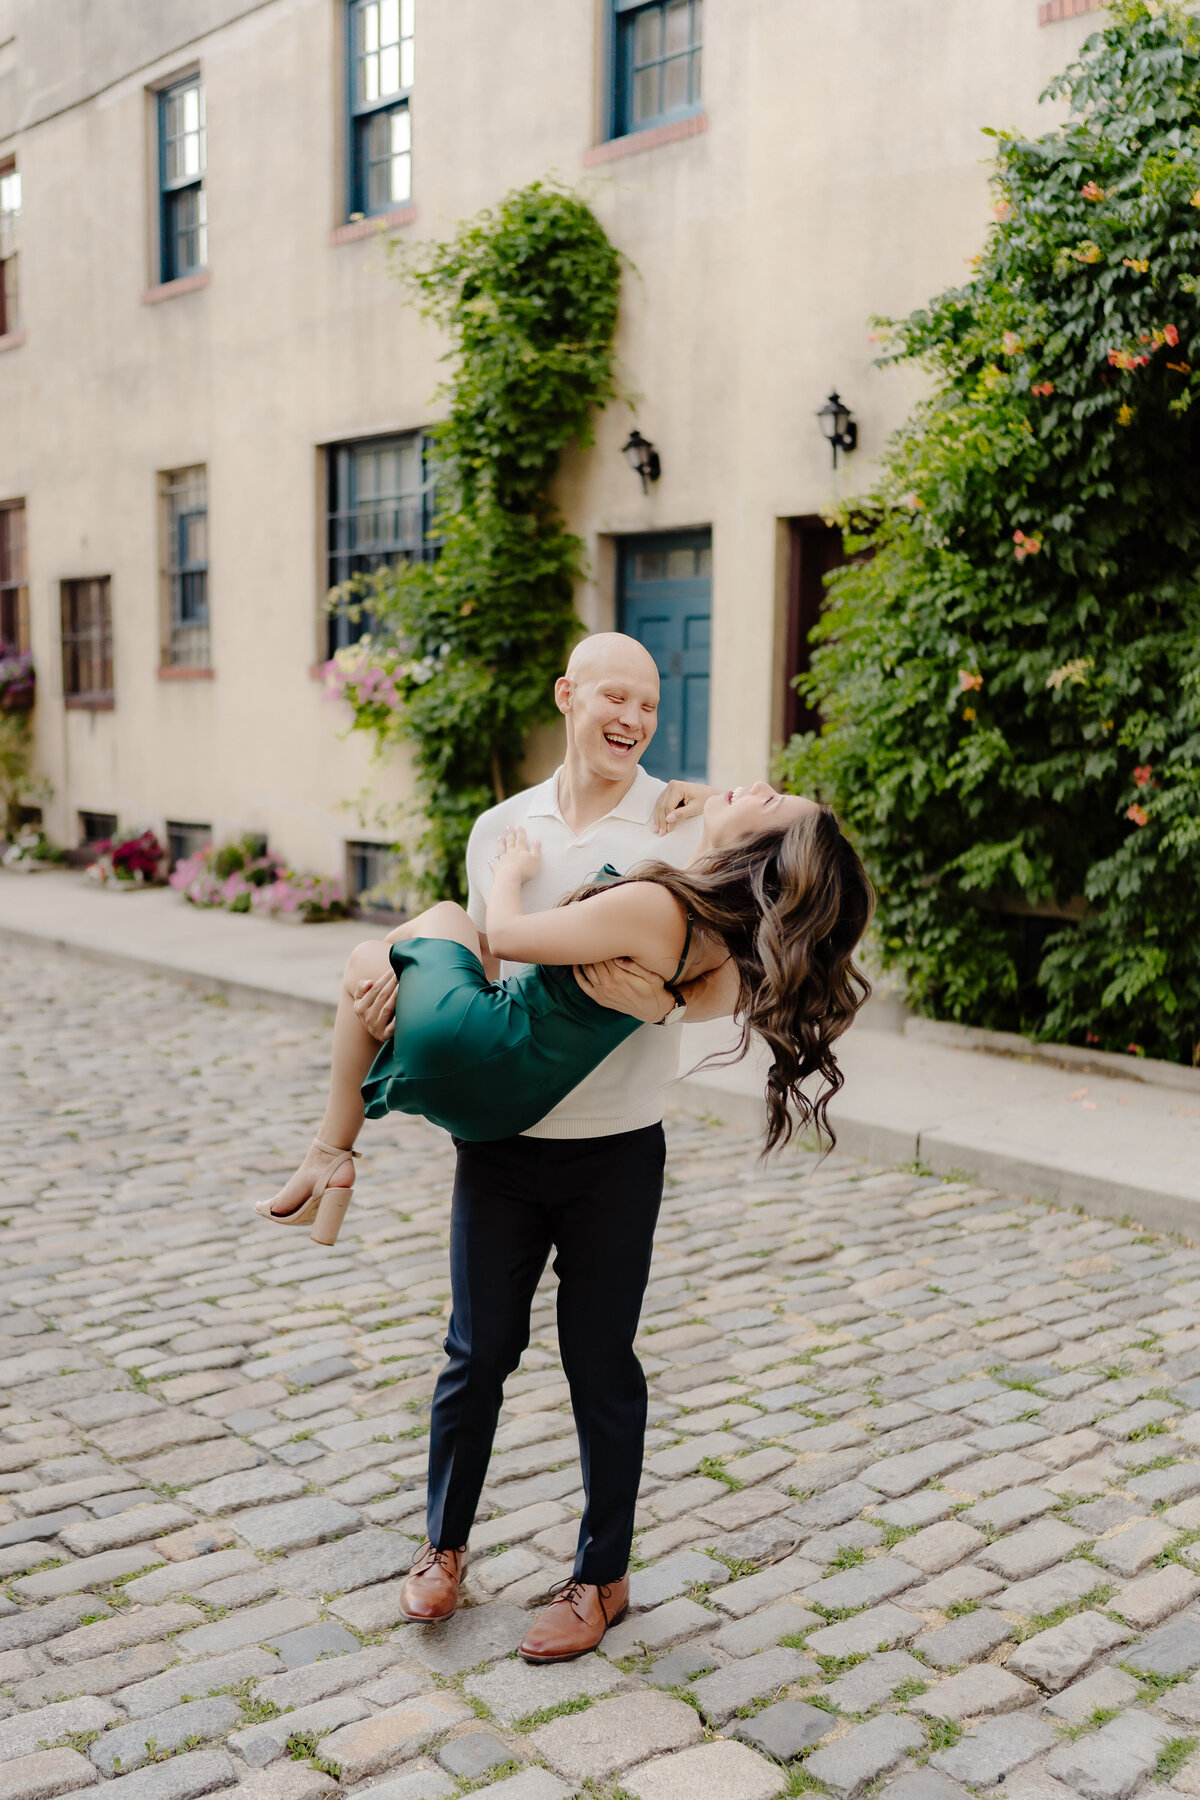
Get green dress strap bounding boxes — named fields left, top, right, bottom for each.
left=596, top=863, right=693, bottom=997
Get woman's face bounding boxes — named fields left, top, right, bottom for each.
left=702, top=781, right=818, bottom=847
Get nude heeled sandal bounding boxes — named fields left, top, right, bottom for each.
left=254, top=1139, right=361, bottom=1247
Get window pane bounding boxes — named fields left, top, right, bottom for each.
left=664, top=0, right=690, bottom=54
left=380, top=0, right=399, bottom=43
left=400, top=36, right=414, bottom=87
left=697, top=544, right=712, bottom=578
left=634, top=551, right=665, bottom=581
left=362, top=50, right=379, bottom=102
left=379, top=43, right=400, bottom=95
left=666, top=547, right=695, bottom=579
left=634, top=7, right=661, bottom=61
left=663, top=53, right=688, bottom=112
left=363, top=3, right=379, bottom=52
left=691, top=45, right=702, bottom=101
left=392, top=107, right=411, bottom=152
left=693, top=0, right=703, bottom=42
left=632, top=64, right=659, bottom=124
left=400, top=0, right=414, bottom=35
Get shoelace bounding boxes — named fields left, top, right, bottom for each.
left=414, top=1543, right=460, bottom=1577
left=545, top=1577, right=614, bottom=1623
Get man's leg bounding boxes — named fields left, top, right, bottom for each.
left=551, top=1124, right=665, bottom=1581
left=518, top=1123, right=665, bottom=1661
left=426, top=1136, right=553, bottom=1553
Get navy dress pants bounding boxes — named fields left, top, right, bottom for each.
left=426, top=1123, right=665, bottom=1584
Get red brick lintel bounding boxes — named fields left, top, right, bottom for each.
left=1039, top=0, right=1103, bottom=24
left=330, top=204, right=418, bottom=246
left=141, top=272, right=212, bottom=306
left=582, top=110, right=708, bottom=167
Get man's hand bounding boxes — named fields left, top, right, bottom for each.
left=354, top=969, right=398, bottom=1041
left=576, top=957, right=675, bottom=1024
left=652, top=781, right=722, bottom=835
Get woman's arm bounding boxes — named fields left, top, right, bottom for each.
left=486, top=828, right=685, bottom=971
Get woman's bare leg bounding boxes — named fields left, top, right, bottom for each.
left=266, top=903, right=482, bottom=1217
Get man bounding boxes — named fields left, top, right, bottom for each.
left=356, top=633, right=731, bottom=1661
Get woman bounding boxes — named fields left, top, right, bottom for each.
left=256, top=783, right=874, bottom=1246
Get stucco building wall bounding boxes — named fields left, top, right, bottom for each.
left=0, top=0, right=1101, bottom=879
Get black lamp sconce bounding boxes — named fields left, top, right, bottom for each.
left=816, top=392, right=858, bottom=469
left=621, top=429, right=661, bottom=493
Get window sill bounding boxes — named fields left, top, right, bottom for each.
left=330, top=204, right=418, bottom=246
left=142, top=271, right=212, bottom=306
left=157, top=665, right=215, bottom=680
left=1039, top=0, right=1101, bottom=18
left=0, top=330, right=27, bottom=354
left=309, top=661, right=333, bottom=679
left=583, top=110, right=707, bottom=166
left=65, top=695, right=115, bottom=711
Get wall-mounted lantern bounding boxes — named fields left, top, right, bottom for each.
left=816, top=392, right=858, bottom=469
left=621, top=429, right=661, bottom=493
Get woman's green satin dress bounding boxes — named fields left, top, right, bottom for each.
left=360, top=875, right=692, bottom=1142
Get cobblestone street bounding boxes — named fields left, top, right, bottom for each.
left=9, top=951, right=1200, bottom=1800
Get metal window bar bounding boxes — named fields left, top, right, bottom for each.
left=619, top=0, right=702, bottom=133
left=326, top=434, right=438, bottom=655
left=78, top=811, right=118, bottom=846
left=163, top=468, right=210, bottom=668
left=0, top=162, right=19, bottom=336
left=60, top=578, right=114, bottom=701
left=350, top=0, right=414, bottom=216
left=346, top=839, right=401, bottom=903
left=160, top=79, right=207, bottom=280
left=0, top=501, right=29, bottom=651
left=166, top=820, right=213, bottom=868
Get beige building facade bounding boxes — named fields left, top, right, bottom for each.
left=0, top=0, right=1103, bottom=891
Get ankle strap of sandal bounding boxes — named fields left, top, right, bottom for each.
left=312, top=1139, right=361, bottom=1159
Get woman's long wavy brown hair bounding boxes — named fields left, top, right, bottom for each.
left=576, top=805, right=875, bottom=1154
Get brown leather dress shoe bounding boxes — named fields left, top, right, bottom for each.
left=518, top=1574, right=629, bottom=1663
left=397, top=1541, right=469, bottom=1622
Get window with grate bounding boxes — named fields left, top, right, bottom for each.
left=79, top=810, right=118, bottom=845
left=0, top=161, right=20, bottom=335
left=161, top=467, right=210, bottom=668
left=348, top=0, right=414, bottom=218
left=0, top=500, right=29, bottom=650
left=60, top=577, right=113, bottom=705
left=613, top=0, right=702, bottom=137
left=326, top=431, right=437, bottom=654
left=346, top=839, right=402, bottom=908
left=159, top=76, right=207, bottom=282
left=166, top=819, right=212, bottom=867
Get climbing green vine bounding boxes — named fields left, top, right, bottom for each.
left=325, top=180, right=622, bottom=903
left=775, top=1, right=1200, bottom=1065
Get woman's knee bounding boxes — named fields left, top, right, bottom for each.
left=344, top=938, right=389, bottom=985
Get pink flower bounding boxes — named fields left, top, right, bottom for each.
left=1133, top=765, right=1153, bottom=788
left=1013, top=529, right=1042, bottom=561
left=1164, top=324, right=1180, bottom=347
left=1081, top=181, right=1105, bottom=201
left=1125, top=803, right=1149, bottom=827
left=958, top=670, right=984, bottom=692
left=1030, top=381, right=1054, bottom=397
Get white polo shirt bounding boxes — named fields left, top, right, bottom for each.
left=464, top=764, right=704, bottom=1139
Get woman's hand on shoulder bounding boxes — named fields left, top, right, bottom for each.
left=653, top=781, right=722, bottom=835
left=489, top=826, right=542, bottom=884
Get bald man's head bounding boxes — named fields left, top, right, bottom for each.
left=564, top=632, right=660, bottom=689
left=555, top=633, right=660, bottom=782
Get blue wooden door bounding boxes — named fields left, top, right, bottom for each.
left=618, top=531, right=711, bottom=781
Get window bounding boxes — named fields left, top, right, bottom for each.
left=348, top=0, right=414, bottom=217
left=326, top=431, right=436, bottom=653
left=161, top=467, right=209, bottom=668
left=79, top=810, right=118, bottom=845
left=60, top=577, right=114, bottom=705
left=0, top=161, right=20, bottom=335
left=159, top=77, right=207, bottom=281
left=614, top=0, right=702, bottom=137
left=166, top=820, right=212, bottom=868
left=0, top=501, right=28, bottom=650
left=346, top=839, right=402, bottom=909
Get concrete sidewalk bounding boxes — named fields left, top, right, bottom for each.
left=3, top=868, right=1198, bottom=1237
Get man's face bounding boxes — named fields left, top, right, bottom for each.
left=559, top=658, right=660, bottom=781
